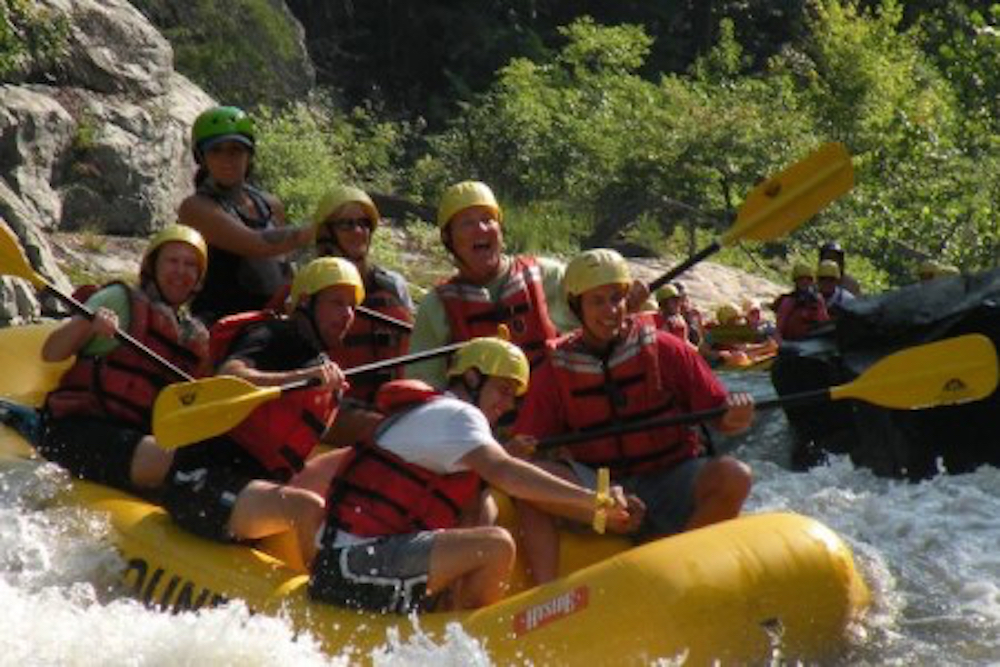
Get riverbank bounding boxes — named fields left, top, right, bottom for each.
left=49, top=225, right=786, bottom=319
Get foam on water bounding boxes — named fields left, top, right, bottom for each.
left=0, top=369, right=997, bottom=665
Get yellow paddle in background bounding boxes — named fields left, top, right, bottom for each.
left=153, top=341, right=467, bottom=449
left=0, top=224, right=194, bottom=381
left=648, top=142, right=854, bottom=292
left=536, top=334, right=998, bottom=452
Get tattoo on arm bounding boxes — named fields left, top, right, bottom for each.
left=260, top=227, right=300, bottom=246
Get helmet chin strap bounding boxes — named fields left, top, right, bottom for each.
left=459, top=369, right=485, bottom=407
left=296, top=297, right=326, bottom=351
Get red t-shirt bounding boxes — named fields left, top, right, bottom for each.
left=514, top=329, right=728, bottom=440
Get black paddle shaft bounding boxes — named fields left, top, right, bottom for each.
left=44, top=285, right=194, bottom=382
left=648, top=241, right=722, bottom=293
left=535, top=386, right=834, bottom=452
left=356, top=305, right=413, bottom=332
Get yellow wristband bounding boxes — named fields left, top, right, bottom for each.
left=592, top=467, right=612, bottom=534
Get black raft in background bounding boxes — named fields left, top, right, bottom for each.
left=771, top=269, right=1000, bottom=480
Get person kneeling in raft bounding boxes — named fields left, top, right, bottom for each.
left=40, top=225, right=210, bottom=493
left=307, top=336, right=633, bottom=613
left=162, top=257, right=361, bottom=560
left=512, top=249, right=755, bottom=584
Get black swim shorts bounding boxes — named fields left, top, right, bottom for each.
left=309, top=530, right=438, bottom=614
left=38, top=415, right=145, bottom=491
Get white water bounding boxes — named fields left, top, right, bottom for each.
left=0, top=371, right=997, bottom=666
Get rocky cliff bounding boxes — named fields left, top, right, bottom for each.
left=0, top=0, right=215, bottom=322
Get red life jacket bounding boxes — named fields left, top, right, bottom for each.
left=776, top=292, right=829, bottom=340
left=436, top=255, right=557, bottom=368
left=326, top=380, right=482, bottom=537
left=653, top=311, right=689, bottom=342
left=549, top=316, right=701, bottom=476
left=329, top=267, right=412, bottom=406
left=46, top=283, right=209, bottom=428
left=209, top=311, right=338, bottom=481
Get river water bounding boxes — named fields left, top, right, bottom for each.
left=0, top=370, right=997, bottom=665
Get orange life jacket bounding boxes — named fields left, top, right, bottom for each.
left=209, top=311, right=338, bottom=481
left=326, top=380, right=482, bottom=536
left=549, top=316, right=701, bottom=476
left=329, top=267, right=412, bottom=406
left=46, top=284, right=208, bottom=428
left=436, top=255, right=557, bottom=367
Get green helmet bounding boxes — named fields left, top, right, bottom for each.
left=191, top=106, right=255, bottom=159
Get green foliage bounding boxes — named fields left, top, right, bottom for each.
left=252, top=97, right=409, bottom=226
left=131, top=0, right=307, bottom=108
left=0, top=0, right=68, bottom=78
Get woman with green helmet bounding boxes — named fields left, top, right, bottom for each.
left=38, top=225, right=211, bottom=494
left=179, top=105, right=314, bottom=325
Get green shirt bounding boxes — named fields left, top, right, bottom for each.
left=80, top=284, right=131, bottom=357
left=407, top=255, right=579, bottom=388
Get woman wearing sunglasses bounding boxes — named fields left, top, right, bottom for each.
left=312, top=185, right=414, bottom=412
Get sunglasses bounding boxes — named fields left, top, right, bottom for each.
left=328, top=217, right=373, bottom=232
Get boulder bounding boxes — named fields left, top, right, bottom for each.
left=0, top=0, right=215, bottom=317
left=36, top=0, right=174, bottom=97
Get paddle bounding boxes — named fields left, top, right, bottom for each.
left=536, top=334, right=997, bottom=452
left=0, top=224, right=194, bottom=381
left=357, top=305, right=413, bottom=332
left=648, top=142, right=854, bottom=292
left=153, top=341, right=466, bottom=449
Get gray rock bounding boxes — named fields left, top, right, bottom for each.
left=0, top=276, right=42, bottom=326
left=37, top=0, right=174, bottom=97
left=0, top=0, right=216, bottom=319
left=0, top=86, right=75, bottom=229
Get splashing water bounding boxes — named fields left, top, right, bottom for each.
left=0, top=370, right=996, bottom=665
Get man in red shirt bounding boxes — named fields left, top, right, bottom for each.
left=513, top=249, right=754, bottom=583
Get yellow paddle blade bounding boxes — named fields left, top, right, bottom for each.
left=0, top=224, right=47, bottom=288
left=831, top=334, right=998, bottom=410
left=722, top=143, right=854, bottom=245
left=153, top=376, right=281, bottom=449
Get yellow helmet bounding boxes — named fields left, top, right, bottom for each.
left=656, top=284, right=680, bottom=301
left=716, top=302, right=740, bottom=325
left=141, top=224, right=208, bottom=279
left=312, top=185, right=380, bottom=232
left=437, top=181, right=501, bottom=229
left=448, top=336, right=530, bottom=396
left=817, top=259, right=841, bottom=279
left=791, top=262, right=814, bottom=280
left=290, top=257, right=365, bottom=307
left=564, top=249, right=632, bottom=299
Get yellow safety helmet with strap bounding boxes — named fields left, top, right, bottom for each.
left=716, top=302, right=741, bottom=326
left=437, top=181, right=502, bottom=229
left=564, top=249, right=632, bottom=300
left=312, top=185, right=381, bottom=232
left=448, top=336, right=530, bottom=396
left=791, top=262, right=814, bottom=280
left=290, top=257, right=365, bottom=308
left=656, top=284, right=680, bottom=302
left=141, top=224, right=208, bottom=280
left=817, top=259, right=841, bottom=279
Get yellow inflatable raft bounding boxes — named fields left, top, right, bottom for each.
left=0, top=323, right=869, bottom=664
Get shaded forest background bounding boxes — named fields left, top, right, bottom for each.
left=8, top=0, right=1000, bottom=289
